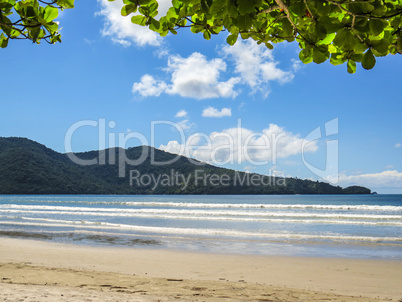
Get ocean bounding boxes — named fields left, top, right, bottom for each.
left=0, top=195, right=401, bottom=259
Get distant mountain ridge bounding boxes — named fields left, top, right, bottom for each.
left=0, top=137, right=371, bottom=195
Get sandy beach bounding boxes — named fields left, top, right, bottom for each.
left=0, top=237, right=401, bottom=301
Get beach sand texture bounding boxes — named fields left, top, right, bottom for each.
left=1, top=238, right=401, bottom=301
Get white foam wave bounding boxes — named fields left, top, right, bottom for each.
left=1, top=205, right=400, bottom=220
left=1, top=210, right=401, bottom=226
left=121, top=202, right=402, bottom=211
left=1, top=218, right=401, bottom=243
left=2, top=202, right=401, bottom=211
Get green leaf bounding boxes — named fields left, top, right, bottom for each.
left=200, top=0, right=209, bottom=13
left=45, top=21, right=59, bottom=32
left=172, top=0, right=181, bottom=9
left=343, top=30, right=359, bottom=50
left=44, top=6, right=58, bottom=22
left=210, top=0, right=227, bottom=18
left=282, top=18, right=293, bottom=37
left=226, top=33, right=238, bottom=45
left=353, top=17, right=369, bottom=33
left=371, top=39, right=390, bottom=55
left=149, top=18, right=160, bottom=31
left=57, top=0, right=74, bottom=9
left=234, top=15, right=252, bottom=31
left=238, top=0, right=255, bottom=15
left=131, top=15, right=147, bottom=25
left=299, top=48, right=313, bottom=64
left=121, top=4, right=137, bottom=16
left=317, top=33, right=335, bottom=45
left=240, top=32, right=251, bottom=39
left=166, top=7, right=179, bottom=22
left=30, top=26, right=41, bottom=43
left=265, top=42, right=273, bottom=50
left=203, top=30, right=211, bottom=40
left=350, top=53, right=363, bottom=62
left=318, top=16, right=343, bottom=33
left=0, top=33, right=9, bottom=48
left=191, top=25, right=204, bottom=34
left=313, top=46, right=328, bottom=64
left=314, top=22, right=327, bottom=40
left=315, top=1, right=331, bottom=16
left=397, top=38, right=402, bottom=53
left=347, top=59, right=356, bottom=74
left=333, top=28, right=347, bottom=47
left=369, top=19, right=385, bottom=36
left=210, top=26, right=223, bottom=34
left=227, top=0, right=238, bottom=18
left=330, top=53, right=346, bottom=66
left=333, top=28, right=361, bottom=50
left=362, top=49, right=376, bottom=70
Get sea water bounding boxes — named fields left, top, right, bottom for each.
left=0, top=195, right=401, bottom=259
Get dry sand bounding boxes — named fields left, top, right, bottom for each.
left=0, top=237, right=401, bottom=301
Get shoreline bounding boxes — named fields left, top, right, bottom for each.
left=1, top=238, right=401, bottom=301
left=2, top=230, right=401, bottom=259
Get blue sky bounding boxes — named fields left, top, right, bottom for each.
left=1, top=0, right=401, bottom=193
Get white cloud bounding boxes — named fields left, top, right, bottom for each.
left=97, top=0, right=171, bottom=47
left=222, top=40, right=294, bottom=95
left=131, top=40, right=297, bottom=100
left=132, top=52, right=241, bottom=99
left=128, top=39, right=297, bottom=100
left=175, top=110, right=188, bottom=118
left=202, top=107, right=231, bottom=118
left=154, top=48, right=170, bottom=58
left=159, top=140, right=193, bottom=157
left=395, top=143, right=401, bottom=148
left=132, top=74, right=167, bottom=97
left=165, top=53, right=240, bottom=99
left=291, top=58, right=302, bottom=71
left=176, top=119, right=194, bottom=130
left=159, top=124, right=317, bottom=166
left=333, top=170, right=402, bottom=189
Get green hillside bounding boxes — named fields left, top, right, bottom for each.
left=0, top=137, right=371, bottom=195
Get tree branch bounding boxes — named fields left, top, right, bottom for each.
left=258, top=5, right=281, bottom=15
left=274, top=0, right=310, bottom=43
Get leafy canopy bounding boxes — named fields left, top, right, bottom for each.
left=113, top=0, right=402, bottom=73
left=1, top=0, right=401, bottom=73
left=0, top=0, right=74, bottom=48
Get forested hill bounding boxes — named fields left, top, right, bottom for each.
left=0, top=137, right=371, bottom=195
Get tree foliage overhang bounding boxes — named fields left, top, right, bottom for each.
left=0, top=0, right=74, bottom=47
left=1, top=0, right=401, bottom=73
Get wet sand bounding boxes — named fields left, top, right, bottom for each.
left=0, top=238, right=401, bottom=301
